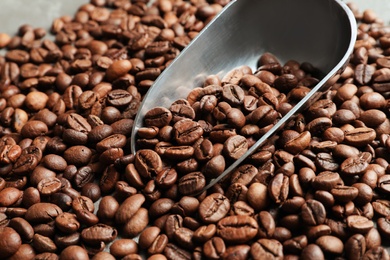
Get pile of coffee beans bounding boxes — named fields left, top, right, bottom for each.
left=136, top=52, right=320, bottom=196
left=0, top=0, right=389, bottom=259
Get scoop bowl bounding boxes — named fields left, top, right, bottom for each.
left=131, top=0, right=357, bottom=190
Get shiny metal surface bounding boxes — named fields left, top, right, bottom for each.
left=131, top=0, right=357, bottom=191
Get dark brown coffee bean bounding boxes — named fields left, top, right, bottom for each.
left=164, top=214, right=184, bottom=241
left=37, top=177, right=62, bottom=195
left=149, top=198, right=175, bottom=219
left=170, top=101, right=196, bottom=123
left=300, top=244, right=324, bottom=260
left=363, top=246, right=390, bottom=260
left=55, top=212, right=80, bottom=234
left=139, top=226, right=160, bottom=249
left=97, top=196, right=119, bottom=221
left=268, top=173, right=289, bottom=204
left=247, top=182, right=269, bottom=211
left=0, top=227, right=21, bottom=258
left=155, top=168, right=178, bottom=189
left=256, top=211, right=276, bottom=238
left=173, top=119, right=203, bottom=145
left=6, top=243, right=36, bottom=260
left=203, top=236, right=225, bottom=259
left=198, top=193, right=230, bottom=223
left=330, top=186, right=359, bottom=203
left=250, top=238, right=283, bottom=260
left=25, top=203, right=62, bottom=224
left=203, top=155, right=225, bottom=178
left=144, top=107, right=172, bottom=127
left=20, top=120, right=48, bottom=138
left=96, top=134, right=127, bottom=153
left=373, top=199, right=390, bottom=217
left=193, top=224, right=217, bottom=244
left=306, top=224, right=331, bottom=241
left=0, top=187, right=22, bottom=206
left=115, top=193, right=145, bottom=224
left=347, top=215, right=374, bottom=234
left=54, top=232, right=80, bottom=249
left=66, top=113, right=91, bottom=133
left=315, top=235, right=344, bottom=255
left=378, top=174, right=390, bottom=194
left=88, top=124, right=113, bottom=143
left=312, top=171, right=343, bottom=191
left=135, top=149, right=163, bottom=179
left=164, top=243, right=191, bottom=260
left=344, top=127, right=376, bottom=147
left=223, top=135, right=248, bottom=160
left=217, top=215, right=258, bottom=243
left=122, top=207, right=149, bottom=238
left=301, top=199, right=326, bottom=226
left=173, top=227, right=194, bottom=250
left=81, top=223, right=117, bottom=245
left=109, top=239, right=138, bottom=258
left=9, top=217, right=34, bottom=242
left=222, top=84, right=245, bottom=105
left=63, top=145, right=92, bottom=166
left=340, top=152, right=372, bottom=176
left=355, top=64, right=375, bottom=85
left=60, top=245, right=89, bottom=260
left=32, top=233, right=57, bottom=253
left=178, top=172, right=206, bottom=196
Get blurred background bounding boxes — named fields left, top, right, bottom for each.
left=0, top=0, right=389, bottom=37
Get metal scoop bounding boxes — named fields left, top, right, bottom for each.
left=130, top=0, right=357, bottom=191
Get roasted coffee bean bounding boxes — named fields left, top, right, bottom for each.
left=115, top=193, right=145, bottom=224
left=55, top=232, right=81, bottom=249
left=145, top=107, right=172, bottom=128
left=178, top=172, right=206, bottom=196
left=203, top=236, right=225, bottom=259
left=0, top=227, right=22, bottom=258
left=347, top=215, right=374, bottom=234
left=315, top=235, right=344, bottom=255
left=32, top=233, right=57, bottom=253
left=149, top=198, right=175, bottom=219
left=25, top=203, right=62, bottom=223
left=97, top=196, right=119, bottom=222
left=268, top=173, right=289, bottom=204
left=134, top=149, right=163, bottom=179
left=217, top=215, right=258, bottom=243
left=60, top=245, right=89, bottom=260
left=301, top=199, right=326, bottom=226
left=81, top=224, right=117, bottom=245
left=122, top=208, right=149, bottom=238
left=300, top=244, right=324, bottom=260
left=198, top=193, right=230, bottom=223
left=173, top=119, right=203, bottom=145
left=164, top=243, right=191, bottom=260
left=109, top=239, right=138, bottom=258
left=256, top=211, right=276, bottom=238
left=193, top=224, right=217, bottom=244
left=0, top=187, right=22, bottom=206
left=312, top=171, right=343, bottom=191
left=250, top=239, right=283, bottom=260
left=0, top=3, right=389, bottom=257
left=37, top=177, right=62, bottom=195
left=9, top=217, right=34, bottom=242
left=247, top=182, right=269, bottom=211
left=330, top=186, right=359, bottom=203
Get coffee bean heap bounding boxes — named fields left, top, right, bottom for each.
left=137, top=52, right=320, bottom=196
left=0, top=0, right=235, bottom=259
left=0, top=0, right=388, bottom=259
